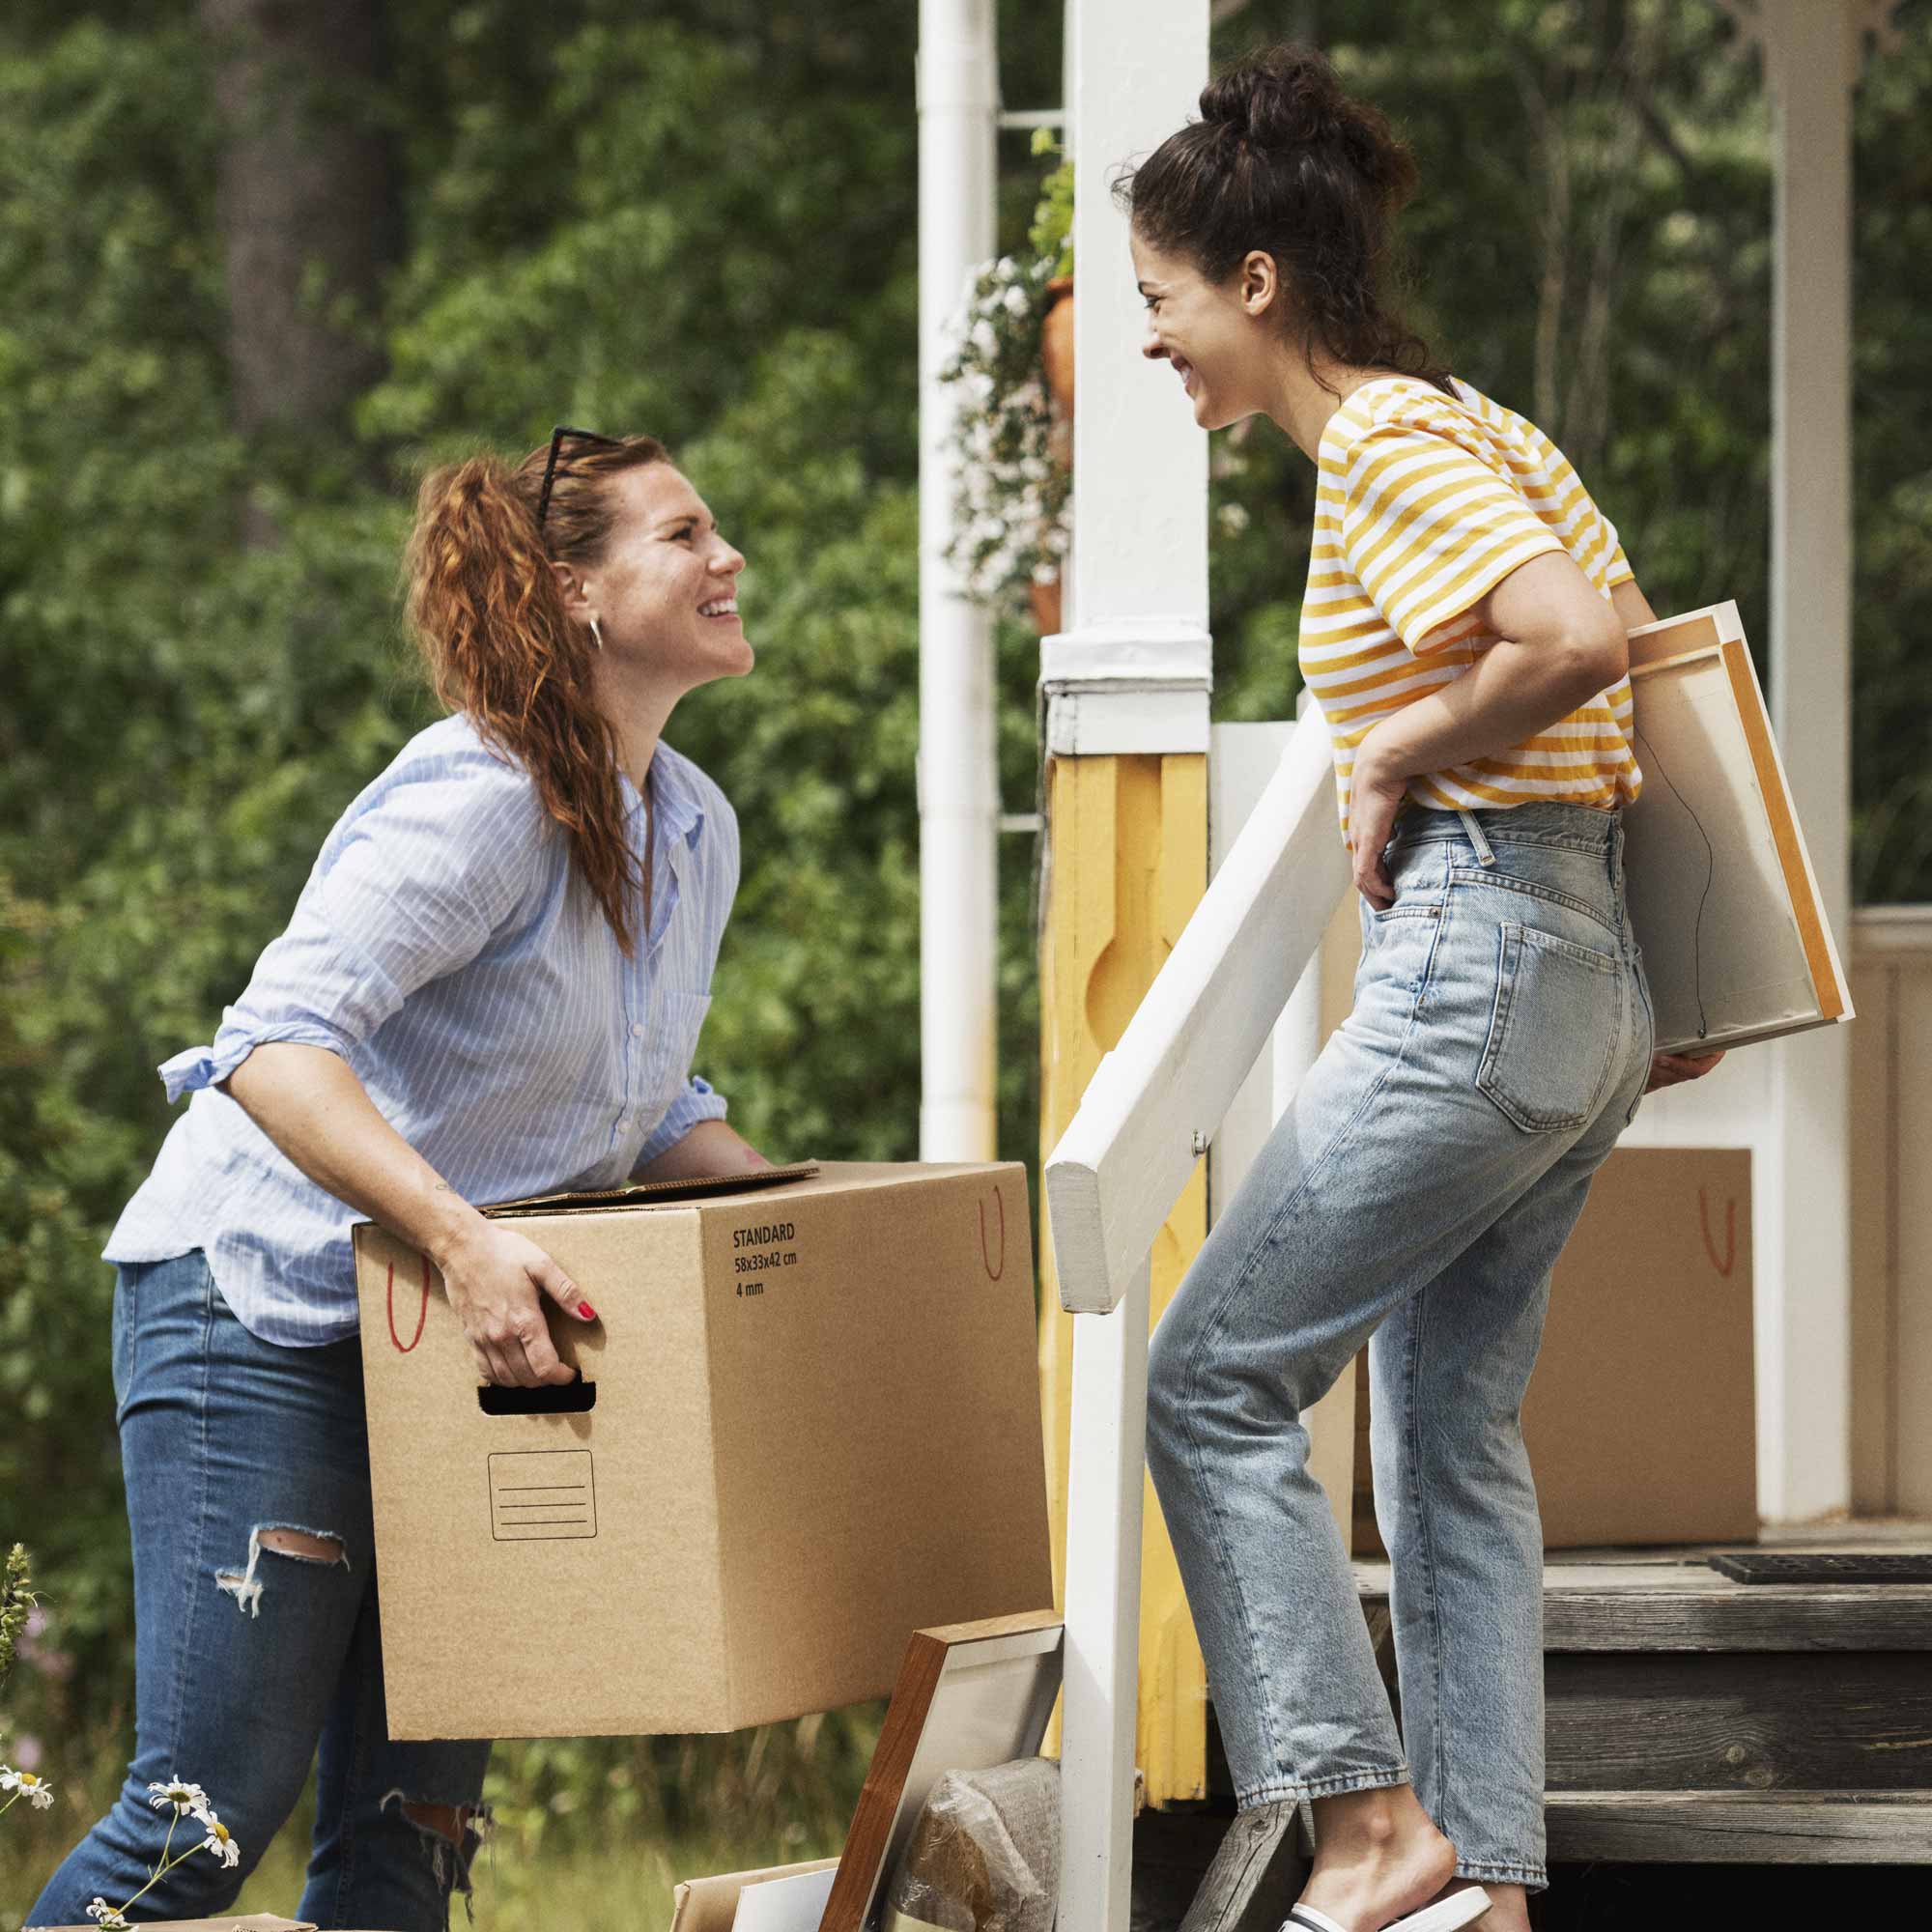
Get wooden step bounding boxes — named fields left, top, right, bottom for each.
left=1340, top=1535, right=1932, bottom=1861
left=1356, top=1552, right=1932, bottom=1653
left=1546, top=1789, right=1932, bottom=1863
left=1542, top=1649, right=1932, bottom=1791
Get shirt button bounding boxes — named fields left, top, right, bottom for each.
left=616, top=1116, right=632, bottom=1132
left=631, top=1022, right=644, bottom=1037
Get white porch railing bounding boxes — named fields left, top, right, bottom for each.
left=1047, top=706, right=1350, bottom=1932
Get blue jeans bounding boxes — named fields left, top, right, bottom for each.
left=29, top=1250, right=493, bottom=1930
left=1145, top=800, right=1655, bottom=1893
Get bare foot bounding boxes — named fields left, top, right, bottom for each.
left=1297, top=1783, right=1459, bottom=1929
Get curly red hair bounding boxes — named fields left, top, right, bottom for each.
left=402, top=433, right=669, bottom=956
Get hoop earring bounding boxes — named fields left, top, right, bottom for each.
left=589, top=615, right=605, bottom=653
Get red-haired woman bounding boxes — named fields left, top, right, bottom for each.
left=33, top=430, right=768, bottom=1929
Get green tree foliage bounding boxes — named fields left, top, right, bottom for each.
left=1, top=0, right=1926, bottom=1888
left=1207, top=0, right=1931, bottom=909
left=0, top=0, right=1055, bottom=1882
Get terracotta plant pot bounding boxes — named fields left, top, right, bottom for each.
left=1040, top=275, right=1074, bottom=422
left=1031, top=274, right=1073, bottom=634
left=1028, top=574, right=1063, bottom=638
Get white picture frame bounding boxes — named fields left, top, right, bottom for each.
left=1623, top=601, right=1854, bottom=1055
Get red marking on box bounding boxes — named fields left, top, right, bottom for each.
left=979, top=1188, right=1006, bottom=1281
left=388, top=1252, right=431, bottom=1353
left=1699, top=1190, right=1737, bottom=1277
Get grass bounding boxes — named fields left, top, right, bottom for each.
left=222, top=1786, right=849, bottom=1929
left=4, top=1709, right=880, bottom=1930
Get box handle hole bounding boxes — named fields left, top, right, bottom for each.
left=477, top=1377, right=596, bottom=1416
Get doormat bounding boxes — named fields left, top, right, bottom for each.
left=1707, top=1550, right=1932, bottom=1584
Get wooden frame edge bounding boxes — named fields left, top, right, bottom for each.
left=816, top=1610, right=1064, bottom=1932
left=1715, top=637, right=1848, bottom=1022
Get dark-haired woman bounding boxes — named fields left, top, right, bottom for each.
left=32, top=435, right=769, bottom=1930
left=1122, top=43, right=1722, bottom=1932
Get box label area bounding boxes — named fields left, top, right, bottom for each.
left=489, top=1449, right=598, bottom=1541
left=732, top=1217, right=800, bottom=1296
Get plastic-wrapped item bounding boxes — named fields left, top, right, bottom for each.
left=881, top=1756, right=1060, bottom=1932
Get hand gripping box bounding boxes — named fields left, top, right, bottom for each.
left=352, top=1160, right=1051, bottom=1742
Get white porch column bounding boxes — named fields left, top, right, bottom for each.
left=917, top=0, right=1000, bottom=1161
left=1053, top=5, right=1208, bottom=1930
left=1043, top=0, right=1211, bottom=742
left=1749, top=0, right=1887, bottom=1520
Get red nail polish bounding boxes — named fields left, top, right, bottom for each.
left=579, top=1301, right=598, bottom=1320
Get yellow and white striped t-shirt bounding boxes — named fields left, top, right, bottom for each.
left=1299, top=373, right=1643, bottom=844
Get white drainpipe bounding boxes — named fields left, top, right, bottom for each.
left=917, top=0, right=1000, bottom=1161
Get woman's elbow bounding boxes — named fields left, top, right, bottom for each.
left=1566, top=608, right=1629, bottom=703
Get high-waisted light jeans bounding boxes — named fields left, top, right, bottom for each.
left=1145, top=798, right=1656, bottom=1894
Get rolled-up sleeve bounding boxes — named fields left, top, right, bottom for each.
left=159, top=750, right=547, bottom=1104
left=629, top=781, right=737, bottom=1167
left=633, top=1074, right=730, bottom=1167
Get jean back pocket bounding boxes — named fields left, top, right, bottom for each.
left=1477, top=921, right=1622, bottom=1133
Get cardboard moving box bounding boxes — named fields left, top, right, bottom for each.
left=668, top=1857, right=840, bottom=1932
left=353, top=1160, right=1052, bottom=1742
left=1354, top=1146, right=1756, bottom=1551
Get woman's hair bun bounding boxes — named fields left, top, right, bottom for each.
left=1199, top=42, right=1412, bottom=201
left=1201, top=43, right=1343, bottom=150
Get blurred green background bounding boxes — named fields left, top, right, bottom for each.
left=3, top=0, right=1927, bottom=1923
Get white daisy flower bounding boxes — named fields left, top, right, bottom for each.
left=197, top=1806, right=242, bottom=1867
left=86, top=1901, right=130, bottom=1927
left=147, top=1776, right=208, bottom=1815
left=1, top=1765, right=55, bottom=1807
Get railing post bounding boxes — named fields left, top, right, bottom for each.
left=1039, top=0, right=1213, bottom=1823
left=1058, top=1251, right=1151, bottom=1932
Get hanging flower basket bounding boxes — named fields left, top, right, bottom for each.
left=936, top=253, right=1072, bottom=617
left=937, top=141, right=1074, bottom=628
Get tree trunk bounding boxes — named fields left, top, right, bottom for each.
left=199, top=0, right=398, bottom=548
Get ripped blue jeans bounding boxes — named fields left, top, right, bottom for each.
left=28, top=1249, right=492, bottom=1930
left=1145, top=799, right=1655, bottom=1893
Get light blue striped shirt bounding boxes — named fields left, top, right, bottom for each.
left=103, top=712, right=735, bottom=1347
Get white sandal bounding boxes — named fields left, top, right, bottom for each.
left=1286, top=1889, right=1492, bottom=1932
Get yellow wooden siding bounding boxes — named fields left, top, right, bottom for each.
left=1037, top=750, right=1210, bottom=1805
left=1849, top=916, right=1932, bottom=1515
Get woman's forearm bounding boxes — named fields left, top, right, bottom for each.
left=633, top=1117, right=770, bottom=1183
left=220, top=1042, right=489, bottom=1268
left=1360, top=638, right=1606, bottom=784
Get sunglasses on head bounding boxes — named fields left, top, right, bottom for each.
left=535, top=423, right=625, bottom=530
